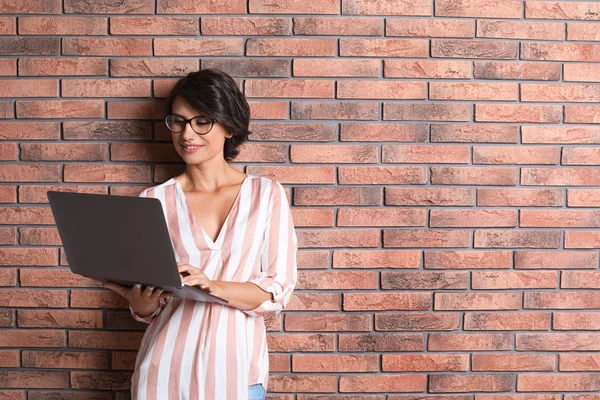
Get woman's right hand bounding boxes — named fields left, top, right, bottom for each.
left=101, top=280, right=172, bottom=315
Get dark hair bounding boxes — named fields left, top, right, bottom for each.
left=164, top=68, right=251, bottom=161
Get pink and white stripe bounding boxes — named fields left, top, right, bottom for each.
left=129, top=175, right=298, bottom=400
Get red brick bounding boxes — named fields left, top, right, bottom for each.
left=384, top=144, right=469, bottom=163
left=477, top=104, right=561, bottom=122
left=515, top=250, right=598, bottom=269
left=560, top=353, right=600, bottom=371
left=106, top=100, right=164, bottom=119
left=526, top=1, right=600, bottom=20
left=249, top=0, right=339, bottom=14
left=19, top=16, right=106, bottom=35
left=383, top=354, right=469, bottom=371
left=564, top=105, right=600, bottom=123
left=298, top=229, right=380, bottom=248
left=247, top=38, right=336, bottom=56
left=19, top=58, right=107, bottom=76
left=553, top=312, right=600, bottom=330
left=0, top=371, right=68, bottom=388
left=431, top=166, right=518, bottom=185
left=340, top=38, right=428, bottom=57
left=432, top=39, right=518, bottom=59
left=0, top=330, right=65, bottom=347
left=437, top=0, right=522, bottom=18
left=0, top=37, right=59, bottom=55
left=522, top=167, right=600, bottom=186
left=285, top=313, right=371, bottom=331
left=64, top=0, right=153, bottom=13
left=337, top=207, right=426, bottom=227
left=292, top=101, right=378, bottom=120
left=344, top=292, right=430, bottom=311
left=294, top=59, right=380, bottom=77
left=386, top=187, right=474, bottom=206
left=202, top=17, right=291, bottom=35
left=18, top=310, right=103, bottom=328
left=568, top=22, right=600, bottom=40
left=473, top=271, right=557, bottom=289
left=298, top=271, right=378, bottom=290
left=154, top=38, right=243, bottom=56
left=248, top=100, right=288, bottom=119
left=157, top=0, right=246, bottom=13
left=0, top=248, right=57, bottom=265
left=521, top=42, right=600, bottom=62
left=474, top=61, right=560, bottom=80
left=62, top=79, right=150, bottom=97
left=0, top=350, right=19, bottom=367
left=429, top=333, right=512, bottom=351
left=267, top=333, right=335, bottom=352
left=522, top=126, right=600, bottom=143
left=477, top=20, right=564, bottom=40
left=341, top=123, right=428, bottom=141
left=111, top=17, right=198, bottom=35
left=0, top=269, right=17, bottom=286
left=294, top=17, right=382, bottom=36
left=521, top=83, right=600, bottom=102
left=384, top=103, right=471, bottom=121
left=464, top=312, right=550, bottom=330
left=0, top=79, right=58, bottom=97
left=287, top=292, right=339, bottom=311
left=16, top=100, right=104, bottom=119
left=568, top=189, right=600, bottom=207
left=63, top=38, right=152, bottom=56
left=333, top=250, right=420, bottom=269
left=475, top=230, right=560, bottom=248
left=382, top=271, right=469, bottom=290
left=340, top=375, right=427, bottom=393
left=517, top=333, right=600, bottom=351
left=246, top=79, right=334, bottom=98
left=518, top=373, right=600, bottom=392
left=431, top=82, right=518, bottom=101
left=525, top=291, right=600, bottom=309
left=0, top=59, right=16, bottom=75
left=339, top=333, right=425, bottom=351
left=0, top=0, right=61, bottom=13
left=246, top=165, right=334, bottom=184
left=22, top=350, right=108, bottom=369
left=203, top=59, right=289, bottom=77
left=385, top=60, right=472, bottom=78
left=522, top=209, right=600, bottom=227
left=430, top=374, right=514, bottom=392
left=268, top=375, right=337, bottom=393
left=342, top=0, right=431, bottom=15
left=69, top=331, right=143, bottom=350
left=338, top=80, right=426, bottom=99
left=291, top=145, right=377, bottom=163
left=478, top=188, right=563, bottom=206
left=249, top=122, right=333, bottom=142
left=338, top=166, right=427, bottom=184
left=71, top=289, right=128, bottom=309
left=71, top=371, right=131, bottom=390
left=0, top=289, right=66, bottom=307
left=435, top=293, right=520, bottom=310
left=292, top=354, right=378, bottom=372
left=381, top=312, right=461, bottom=332
left=384, top=229, right=471, bottom=248
left=387, top=19, right=474, bottom=37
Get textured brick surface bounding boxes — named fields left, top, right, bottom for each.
left=0, top=0, right=599, bottom=397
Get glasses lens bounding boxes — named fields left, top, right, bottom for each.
left=191, top=117, right=213, bottom=134
left=165, top=115, right=185, bottom=132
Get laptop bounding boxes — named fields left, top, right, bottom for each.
left=46, top=189, right=228, bottom=305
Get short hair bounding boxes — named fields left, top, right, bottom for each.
left=164, top=68, right=251, bottom=161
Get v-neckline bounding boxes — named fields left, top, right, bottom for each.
left=172, top=174, right=250, bottom=249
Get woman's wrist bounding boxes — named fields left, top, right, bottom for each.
left=130, top=300, right=159, bottom=317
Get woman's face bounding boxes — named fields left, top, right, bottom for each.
left=170, top=96, right=230, bottom=164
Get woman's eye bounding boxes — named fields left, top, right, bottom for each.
left=193, top=119, right=210, bottom=125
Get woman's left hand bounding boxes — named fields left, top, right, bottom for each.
left=177, top=263, right=217, bottom=294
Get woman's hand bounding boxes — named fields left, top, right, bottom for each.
left=99, top=279, right=172, bottom=315
left=178, top=263, right=217, bottom=295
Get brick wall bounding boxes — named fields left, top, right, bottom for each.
left=1, top=0, right=600, bottom=398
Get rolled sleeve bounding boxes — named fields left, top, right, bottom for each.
left=245, top=181, right=298, bottom=317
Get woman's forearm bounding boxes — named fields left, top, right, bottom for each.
left=212, top=281, right=273, bottom=311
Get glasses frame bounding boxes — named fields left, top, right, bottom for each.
left=164, top=114, right=216, bottom=135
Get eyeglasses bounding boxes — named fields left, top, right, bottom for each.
left=164, top=114, right=216, bottom=135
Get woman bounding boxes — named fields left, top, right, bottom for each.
left=102, top=69, right=298, bottom=400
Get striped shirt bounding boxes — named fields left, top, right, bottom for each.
left=129, top=174, right=298, bottom=399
